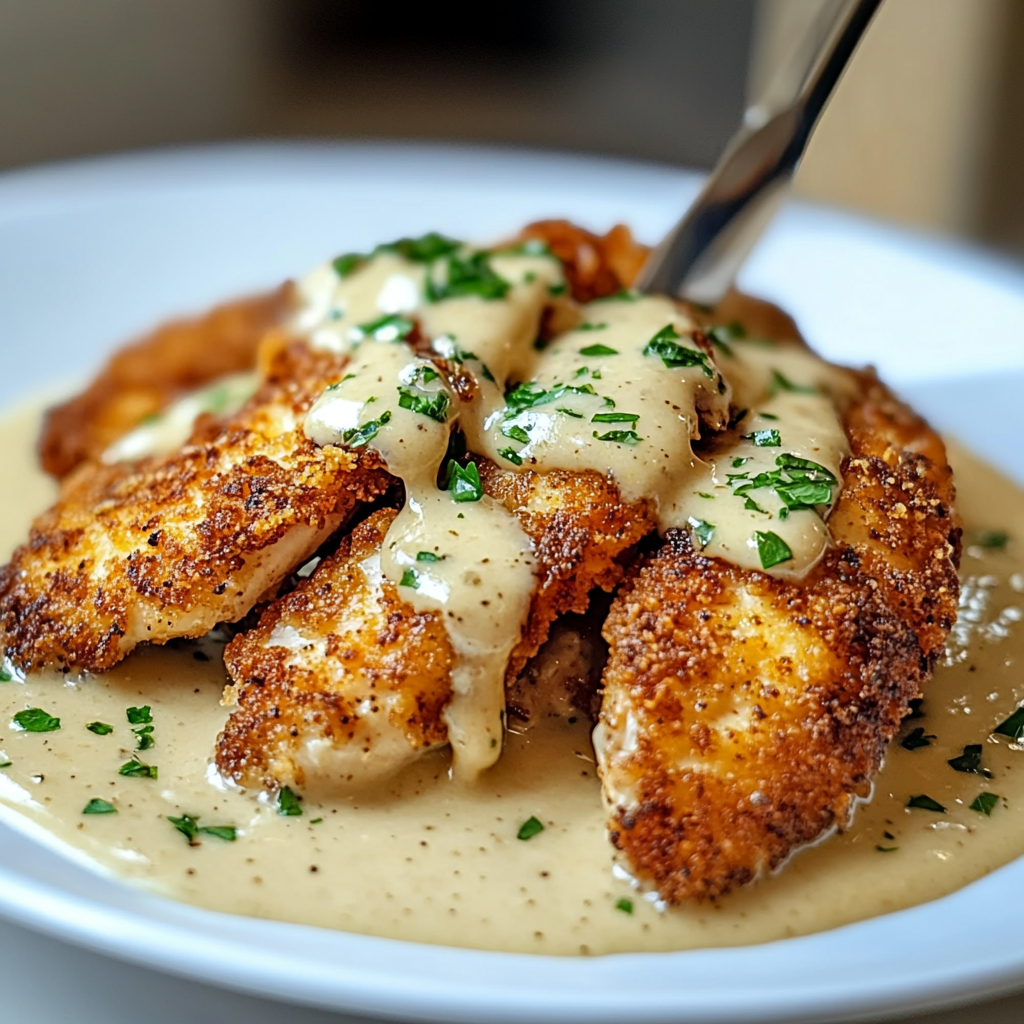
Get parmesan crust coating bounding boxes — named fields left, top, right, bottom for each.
left=0, top=342, right=391, bottom=673
left=596, top=370, right=961, bottom=902
left=216, top=509, right=454, bottom=791
left=39, top=286, right=292, bottom=479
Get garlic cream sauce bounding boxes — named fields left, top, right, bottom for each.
left=2, top=402, right=1024, bottom=954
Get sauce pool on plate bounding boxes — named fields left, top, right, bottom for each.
left=0, top=401, right=1022, bottom=955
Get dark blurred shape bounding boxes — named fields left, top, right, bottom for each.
left=266, top=0, right=756, bottom=169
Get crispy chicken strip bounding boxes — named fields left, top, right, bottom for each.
left=216, top=509, right=454, bottom=791
left=39, top=286, right=293, bottom=479
left=0, top=342, right=391, bottom=673
left=595, top=370, right=961, bottom=902
left=215, top=464, right=654, bottom=790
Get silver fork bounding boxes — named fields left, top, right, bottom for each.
left=636, top=0, right=883, bottom=305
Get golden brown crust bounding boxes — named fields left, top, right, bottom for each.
left=1, top=342, right=391, bottom=673
left=216, top=509, right=453, bottom=791
left=597, top=372, right=960, bottom=902
left=39, top=286, right=293, bottom=479
left=478, top=463, right=655, bottom=680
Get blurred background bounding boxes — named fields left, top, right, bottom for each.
left=1, top=0, right=1022, bottom=257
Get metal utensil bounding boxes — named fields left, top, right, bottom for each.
left=636, top=0, right=883, bottom=305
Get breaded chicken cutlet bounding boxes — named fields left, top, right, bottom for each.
left=0, top=341, right=391, bottom=672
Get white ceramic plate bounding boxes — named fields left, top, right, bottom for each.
left=1, top=143, right=1023, bottom=1024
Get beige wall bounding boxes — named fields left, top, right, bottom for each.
left=752, top=0, right=1023, bottom=248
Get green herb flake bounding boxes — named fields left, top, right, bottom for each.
left=592, top=429, right=642, bottom=446
left=875, top=845, right=899, bottom=853
left=744, top=497, right=767, bottom=514
left=134, top=726, right=155, bottom=751
left=742, top=429, right=781, bottom=447
left=342, top=410, right=392, bottom=449
left=687, top=517, right=715, bottom=550
left=82, top=798, right=117, bottom=815
left=577, top=323, right=609, bottom=333
left=426, top=251, right=511, bottom=302
left=118, top=756, right=157, bottom=779
left=332, top=252, right=367, bottom=278
left=416, top=551, right=442, bottom=563
left=615, top=897, right=634, bottom=914
left=643, top=324, right=715, bottom=378
left=167, top=813, right=201, bottom=845
left=557, top=407, right=584, bottom=418
left=198, top=825, right=238, bottom=842
left=907, top=794, right=946, bottom=813
left=0, top=761, right=11, bottom=769
left=86, top=721, right=114, bottom=736
left=12, top=708, right=60, bottom=733
left=517, top=816, right=545, bottom=841
left=499, top=448, right=524, bottom=466
left=900, top=727, right=934, bottom=751
left=504, top=381, right=598, bottom=414
left=579, top=343, right=618, bottom=357
left=377, top=231, right=461, bottom=263
left=769, top=370, right=817, bottom=396
left=947, top=744, right=992, bottom=777
left=596, top=289, right=640, bottom=302
left=309, top=817, right=324, bottom=825
left=278, top=786, right=303, bottom=817
left=0, top=668, right=11, bottom=683
left=501, top=423, right=531, bottom=445
left=731, top=457, right=749, bottom=468
left=973, top=530, right=1010, bottom=550
left=399, top=568, right=421, bottom=590
left=993, top=706, right=1024, bottom=741
left=970, top=792, right=1000, bottom=816
left=443, top=460, right=484, bottom=503
left=126, top=706, right=152, bottom=725
left=548, top=282, right=567, bottom=296
left=698, top=492, right=715, bottom=499
left=397, top=387, right=450, bottom=423
left=350, top=313, right=416, bottom=345
left=591, top=412, right=639, bottom=424
left=753, top=531, right=793, bottom=569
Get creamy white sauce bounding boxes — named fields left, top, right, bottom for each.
left=3, top=404, right=1024, bottom=955
left=101, top=371, right=258, bottom=464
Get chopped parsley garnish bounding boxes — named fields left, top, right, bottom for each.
left=12, top=708, right=60, bottom=733
left=595, top=289, right=639, bottom=302
left=557, top=407, right=583, bottom=418
left=397, top=386, right=449, bottom=423
left=0, top=761, right=10, bottom=769
left=591, top=412, right=639, bottom=424
left=331, top=252, right=367, bottom=278
left=548, top=282, right=567, bottom=296
left=744, top=497, right=767, bottom=514
left=643, top=324, right=714, bottom=378
left=168, top=813, right=201, bottom=845
left=278, top=786, right=303, bottom=817
left=730, top=453, right=837, bottom=513
left=579, top=344, right=618, bottom=358
left=973, top=529, right=1010, bottom=550
left=577, top=323, right=609, bottom=333
left=907, top=794, right=945, bottom=813
left=698, top=492, right=714, bottom=499
left=760, top=412, right=779, bottom=421
left=432, top=337, right=479, bottom=363
left=83, top=798, right=117, bottom=815
left=742, top=429, right=781, bottom=447
left=134, top=727, right=155, bottom=751
left=416, top=551, right=442, bottom=563
left=351, top=313, right=415, bottom=344
left=687, top=517, right=715, bottom=550
left=499, top=448, right=524, bottom=466
left=86, top=721, right=113, bottom=736
left=504, top=381, right=599, bottom=414
left=592, top=429, right=642, bottom=446
left=732, top=457, right=749, bottom=468
left=126, top=706, right=152, bottom=724
left=970, top=792, right=1000, bottom=816
left=378, top=232, right=461, bottom=262
left=126, top=707, right=154, bottom=750
left=753, top=531, right=793, bottom=569
left=309, top=817, right=324, bottom=825
left=516, top=816, right=545, bottom=840
left=875, top=845, right=899, bottom=853
left=0, top=668, right=10, bottom=683
left=501, top=423, right=531, bottom=445
left=615, top=898, right=634, bottom=914
left=481, top=364, right=496, bottom=383
left=198, top=825, right=238, bottom=842
left=993, top=706, right=1024, bottom=740
left=399, top=568, right=421, bottom=590
left=342, top=410, right=392, bottom=449
left=900, top=727, right=934, bottom=751
left=426, top=251, right=511, bottom=302
left=443, top=460, right=484, bottom=502
left=118, top=756, right=157, bottom=779
left=769, top=369, right=817, bottom=396
left=947, top=744, right=992, bottom=777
